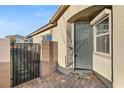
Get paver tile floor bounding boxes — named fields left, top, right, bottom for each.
left=15, top=71, right=107, bottom=88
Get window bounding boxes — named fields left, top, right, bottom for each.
left=42, top=34, right=52, bottom=41
left=96, top=18, right=109, bottom=35
left=96, top=17, right=109, bottom=53
left=47, top=34, right=52, bottom=41
left=91, top=8, right=111, bottom=55
left=16, top=37, right=19, bottom=43
left=28, top=38, right=33, bottom=43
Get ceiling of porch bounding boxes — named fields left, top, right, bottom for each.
left=68, top=5, right=112, bottom=23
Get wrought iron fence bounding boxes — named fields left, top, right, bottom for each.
left=11, top=43, right=40, bottom=87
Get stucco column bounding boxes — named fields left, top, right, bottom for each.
left=0, top=39, right=11, bottom=88
left=40, top=41, right=58, bottom=77
left=113, top=6, right=124, bottom=88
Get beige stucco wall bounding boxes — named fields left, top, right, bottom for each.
left=32, top=6, right=113, bottom=81
left=32, top=30, right=51, bottom=60
left=0, top=38, right=10, bottom=87
left=113, top=6, right=124, bottom=88
left=41, top=41, right=58, bottom=76
left=52, top=5, right=113, bottom=84
left=93, top=54, right=111, bottom=81
left=27, top=5, right=124, bottom=87
left=0, top=39, right=10, bottom=62
left=32, top=30, right=51, bottom=43
left=52, top=5, right=93, bottom=68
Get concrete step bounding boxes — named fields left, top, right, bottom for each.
left=73, top=70, right=93, bottom=80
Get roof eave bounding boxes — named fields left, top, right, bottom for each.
left=26, top=5, right=70, bottom=38
left=27, top=22, right=57, bottom=38
left=50, top=5, right=70, bottom=23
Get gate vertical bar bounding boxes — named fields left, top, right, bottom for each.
left=15, top=44, right=18, bottom=85
left=23, top=44, right=25, bottom=82
left=30, top=44, right=33, bottom=79
left=34, top=44, right=36, bottom=78
left=36, top=45, right=38, bottom=77
left=27, top=44, right=30, bottom=81
left=17, top=44, right=20, bottom=85
left=12, top=43, right=15, bottom=86
left=38, top=44, right=40, bottom=77
left=22, top=44, right=24, bottom=83
left=26, top=44, right=28, bottom=81
left=29, top=44, right=32, bottom=80
left=20, top=44, right=22, bottom=83
left=32, top=45, right=35, bottom=79
left=34, top=44, right=37, bottom=78
left=24, top=44, right=26, bottom=82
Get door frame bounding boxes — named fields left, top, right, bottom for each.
left=73, top=22, right=93, bottom=70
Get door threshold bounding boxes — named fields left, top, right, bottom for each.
left=74, top=68, right=92, bottom=70
left=74, top=69, right=93, bottom=75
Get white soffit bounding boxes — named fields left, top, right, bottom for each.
left=90, top=8, right=111, bottom=25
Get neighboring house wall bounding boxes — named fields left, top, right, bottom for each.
left=32, top=30, right=52, bottom=43
left=113, top=6, right=124, bottom=88
left=0, top=39, right=10, bottom=88
left=6, top=35, right=25, bottom=43
left=16, top=37, right=25, bottom=43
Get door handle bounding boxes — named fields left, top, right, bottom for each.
left=75, top=54, right=77, bottom=57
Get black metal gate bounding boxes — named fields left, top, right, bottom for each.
left=11, top=43, right=40, bottom=87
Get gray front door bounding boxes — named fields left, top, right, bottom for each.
left=74, top=22, right=93, bottom=69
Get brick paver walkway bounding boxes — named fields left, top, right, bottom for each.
left=15, top=71, right=107, bottom=88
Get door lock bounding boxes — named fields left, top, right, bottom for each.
left=75, top=54, right=77, bottom=57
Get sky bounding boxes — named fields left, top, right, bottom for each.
left=0, top=5, right=59, bottom=38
